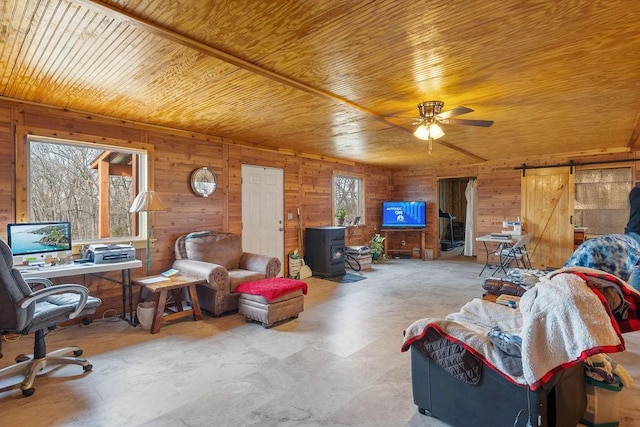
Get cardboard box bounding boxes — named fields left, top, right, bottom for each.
left=580, top=376, right=622, bottom=427
left=350, top=254, right=372, bottom=270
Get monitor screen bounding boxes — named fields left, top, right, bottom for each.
left=382, top=201, right=427, bottom=228
left=7, top=222, right=72, bottom=257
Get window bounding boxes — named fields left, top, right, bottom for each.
left=24, top=136, right=149, bottom=243
left=574, top=167, right=631, bottom=235
left=333, top=173, right=364, bottom=226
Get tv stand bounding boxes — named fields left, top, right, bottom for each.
left=381, top=228, right=426, bottom=260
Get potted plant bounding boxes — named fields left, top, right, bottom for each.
left=370, top=233, right=385, bottom=262
left=335, top=207, right=347, bottom=225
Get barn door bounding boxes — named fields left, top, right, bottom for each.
left=521, top=167, right=575, bottom=269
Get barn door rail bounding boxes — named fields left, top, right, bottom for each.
left=515, top=158, right=637, bottom=177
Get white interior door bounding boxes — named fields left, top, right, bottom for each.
left=241, top=165, right=284, bottom=276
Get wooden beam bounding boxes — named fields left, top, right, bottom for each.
left=97, top=156, right=110, bottom=238
left=108, top=164, right=133, bottom=177
left=78, top=0, right=486, bottom=163
left=628, top=109, right=640, bottom=150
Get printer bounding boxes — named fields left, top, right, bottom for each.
left=87, top=244, right=136, bottom=264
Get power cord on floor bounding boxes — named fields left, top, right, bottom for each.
left=101, top=308, right=121, bottom=322
left=2, top=334, right=21, bottom=343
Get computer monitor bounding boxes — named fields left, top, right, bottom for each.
left=6, top=222, right=72, bottom=257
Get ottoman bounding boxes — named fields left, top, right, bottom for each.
left=235, top=278, right=307, bottom=328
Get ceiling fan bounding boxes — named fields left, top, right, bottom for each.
left=413, top=101, right=494, bottom=151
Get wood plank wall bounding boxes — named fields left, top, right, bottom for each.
left=0, top=100, right=392, bottom=317
left=1, top=98, right=639, bottom=318
left=394, top=156, right=640, bottom=263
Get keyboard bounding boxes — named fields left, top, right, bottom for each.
left=15, top=263, right=76, bottom=272
left=41, top=263, right=76, bottom=270
left=15, top=265, right=40, bottom=272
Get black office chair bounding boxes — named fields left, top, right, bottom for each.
left=0, top=239, right=101, bottom=396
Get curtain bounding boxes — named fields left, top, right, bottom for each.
left=464, top=179, right=478, bottom=256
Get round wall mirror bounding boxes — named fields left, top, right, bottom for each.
left=190, top=167, right=217, bottom=197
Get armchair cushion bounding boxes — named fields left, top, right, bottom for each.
left=229, top=269, right=269, bottom=291
left=184, top=232, right=242, bottom=270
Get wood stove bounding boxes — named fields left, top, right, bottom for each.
left=305, top=226, right=345, bottom=278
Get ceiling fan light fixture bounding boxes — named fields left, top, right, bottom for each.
left=428, top=123, right=444, bottom=139
left=413, top=123, right=444, bottom=140
left=413, top=124, right=429, bottom=140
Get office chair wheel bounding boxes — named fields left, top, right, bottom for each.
left=73, top=350, right=83, bottom=357
left=22, top=387, right=35, bottom=397
left=83, top=364, right=93, bottom=372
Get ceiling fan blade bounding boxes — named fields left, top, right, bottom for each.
left=438, top=118, right=494, bottom=127
left=437, top=106, right=474, bottom=119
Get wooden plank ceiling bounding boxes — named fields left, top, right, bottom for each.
left=1, top=0, right=639, bottom=168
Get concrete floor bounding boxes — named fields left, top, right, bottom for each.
left=1, top=256, right=638, bottom=426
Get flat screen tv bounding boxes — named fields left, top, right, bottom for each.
left=7, top=222, right=72, bottom=257
left=382, top=201, right=427, bottom=228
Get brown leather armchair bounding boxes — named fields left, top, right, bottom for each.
left=172, top=231, right=281, bottom=316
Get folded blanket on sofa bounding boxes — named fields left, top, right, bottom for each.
left=519, top=270, right=624, bottom=387
left=402, top=268, right=629, bottom=390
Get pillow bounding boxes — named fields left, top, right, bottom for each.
left=184, top=232, right=242, bottom=269
left=482, top=277, right=527, bottom=297
left=185, top=231, right=211, bottom=239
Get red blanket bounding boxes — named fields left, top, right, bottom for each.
left=235, top=278, right=308, bottom=301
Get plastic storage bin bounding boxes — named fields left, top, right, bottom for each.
left=580, top=376, right=623, bottom=427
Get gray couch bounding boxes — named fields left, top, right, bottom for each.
left=172, top=231, right=281, bottom=316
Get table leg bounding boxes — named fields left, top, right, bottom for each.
left=479, top=241, right=490, bottom=276
left=120, top=269, right=127, bottom=322
left=118, top=268, right=137, bottom=326
left=187, top=284, right=203, bottom=321
left=169, top=289, right=184, bottom=313
left=491, top=243, right=511, bottom=276
left=127, top=268, right=134, bottom=325
left=151, top=290, right=168, bottom=334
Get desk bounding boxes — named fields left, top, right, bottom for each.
left=132, top=274, right=203, bottom=334
left=18, top=260, right=142, bottom=326
left=475, top=234, right=520, bottom=276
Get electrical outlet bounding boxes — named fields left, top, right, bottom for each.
left=401, top=240, right=406, bottom=246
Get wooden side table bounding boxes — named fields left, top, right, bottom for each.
left=132, top=274, right=204, bottom=334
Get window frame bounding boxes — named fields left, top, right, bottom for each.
left=15, top=126, right=155, bottom=252
left=574, top=164, right=632, bottom=236
left=332, top=171, right=365, bottom=226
